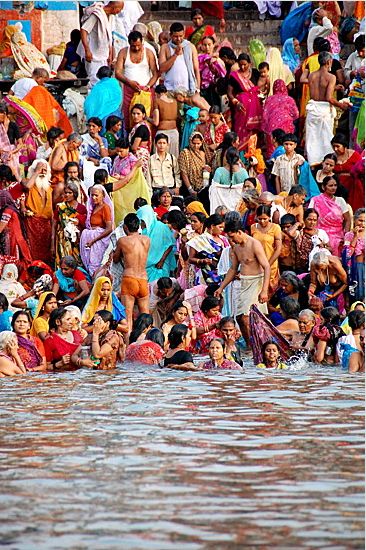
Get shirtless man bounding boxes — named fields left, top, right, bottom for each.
left=215, top=219, right=270, bottom=344
left=306, top=51, right=349, bottom=165
left=113, top=213, right=150, bottom=332
left=50, top=133, right=82, bottom=207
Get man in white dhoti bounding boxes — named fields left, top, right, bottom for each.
left=305, top=51, right=349, bottom=166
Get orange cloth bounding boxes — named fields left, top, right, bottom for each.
left=90, top=203, right=112, bottom=228
left=26, top=186, right=53, bottom=219
left=24, top=86, right=72, bottom=137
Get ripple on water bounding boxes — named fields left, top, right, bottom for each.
left=0, top=365, right=364, bottom=549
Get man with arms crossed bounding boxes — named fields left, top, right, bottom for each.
left=215, top=219, right=270, bottom=346
left=113, top=213, right=150, bottom=332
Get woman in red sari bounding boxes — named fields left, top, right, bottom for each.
left=331, top=133, right=363, bottom=211
left=12, top=310, right=47, bottom=372
left=228, top=53, right=262, bottom=148
left=0, top=190, right=32, bottom=270
left=185, top=8, right=216, bottom=51
left=43, top=307, right=91, bottom=370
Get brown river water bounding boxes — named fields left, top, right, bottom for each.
left=0, top=363, right=364, bottom=549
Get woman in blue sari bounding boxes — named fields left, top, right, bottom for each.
left=136, top=205, right=176, bottom=283
left=84, top=66, right=123, bottom=131
left=280, top=2, right=312, bottom=44
left=281, top=37, right=301, bottom=73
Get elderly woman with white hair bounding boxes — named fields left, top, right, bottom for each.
left=309, top=251, right=348, bottom=311
left=24, top=159, right=53, bottom=265
left=0, top=330, right=26, bottom=377
left=259, top=191, right=286, bottom=224
left=290, top=309, right=317, bottom=355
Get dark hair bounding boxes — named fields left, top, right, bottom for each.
left=217, top=131, right=238, bottom=163
left=60, top=255, right=78, bottom=269
left=283, top=133, right=298, bottom=145
left=0, top=164, right=15, bottom=183
left=348, top=310, right=365, bottom=331
left=205, top=283, right=220, bottom=297
left=134, top=197, right=148, bottom=210
left=170, top=22, right=184, bottom=34
left=155, top=84, right=167, bottom=94
left=27, top=265, right=44, bottom=279
left=167, top=210, right=187, bottom=230
left=209, top=105, right=221, bottom=115
left=209, top=337, right=225, bottom=349
left=0, top=102, right=8, bottom=114
left=321, top=175, right=338, bottom=192
left=0, top=292, right=9, bottom=311
left=261, top=339, right=281, bottom=357
left=146, top=328, right=164, bottom=348
left=105, top=115, right=122, bottom=131
left=218, top=316, right=235, bottom=328
left=225, top=219, right=242, bottom=233
left=331, top=133, right=348, bottom=148
left=171, top=196, right=184, bottom=210
left=355, top=34, right=365, bottom=53
left=129, top=313, right=153, bottom=344
left=313, top=36, right=331, bottom=53
left=191, top=7, right=203, bottom=18
left=96, top=65, right=113, bottom=79
left=335, top=183, right=349, bottom=201
left=323, top=153, right=337, bottom=163
left=304, top=207, right=319, bottom=219
left=47, top=126, right=64, bottom=146
left=128, top=30, right=143, bottom=43
left=280, top=271, right=302, bottom=292
left=124, top=213, right=140, bottom=233
left=11, top=309, right=32, bottom=329
left=354, top=208, right=365, bottom=221
left=155, top=132, right=169, bottom=144
left=219, top=46, right=236, bottom=61
left=161, top=212, right=170, bottom=224
left=64, top=161, right=79, bottom=180
left=205, top=214, right=224, bottom=229
left=258, top=61, right=269, bottom=70
left=166, top=300, right=188, bottom=322
left=157, top=277, right=173, bottom=291
left=49, top=307, right=68, bottom=331
left=94, top=168, right=108, bottom=185
left=131, top=103, right=146, bottom=115
left=40, top=292, right=56, bottom=313
left=321, top=306, right=340, bottom=325
left=272, top=128, right=286, bottom=145
left=280, top=296, right=300, bottom=320
left=95, top=309, right=116, bottom=329
left=202, top=35, right=215, bottom=44
left=190, top=211, right=207, bottom=225
left=115, top=137, right=130, bottom=149
left=244, top=177, right=258, bottom=187
left=237, top=53, right=251, bottom=63
left=168, top=323, right=188, bottom=348
left=70, top=29, right=80, bottom=43
left=256, top=205, right=271, bottom=217
left=226, top=146, right=240, bottom=187
left=87, top=117, right=103, bottom=129
left=288, top=184, right=306, bottom=196
left=201, top=296, right=220, bottom=314
left=280, top=213, right=296, bottom=226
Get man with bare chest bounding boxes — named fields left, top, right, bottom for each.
left=113, top=213, right=150, bottom=331
left=215, top=219, right=270, bottom=344
left=306, top=51, right=349, bottom=165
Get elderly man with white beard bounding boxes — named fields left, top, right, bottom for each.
left=24, top=159, right=53, bottom=265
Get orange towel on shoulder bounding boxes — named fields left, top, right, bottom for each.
left=24, top=85, right=72, bottom=137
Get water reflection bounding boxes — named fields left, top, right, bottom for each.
left=0, top=364, right=364, bottom=548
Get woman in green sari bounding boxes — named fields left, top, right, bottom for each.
left=51, top=181, right=87, bottom=267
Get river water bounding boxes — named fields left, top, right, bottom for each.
left=0, top=363, right=364, bottom=549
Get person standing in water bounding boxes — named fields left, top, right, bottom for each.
left=113, top=213, right=150, bottom=332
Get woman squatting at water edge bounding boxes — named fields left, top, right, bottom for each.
left=0, top=3, right=364, bottom=376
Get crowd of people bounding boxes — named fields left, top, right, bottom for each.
left=0, top=1, right=364, bottom=376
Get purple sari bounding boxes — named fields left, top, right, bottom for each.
left=17, top=335, right=43, bottom=370
left=80, top=185, right=114, bottom=276
left=231, top=71, right=262, bottom=147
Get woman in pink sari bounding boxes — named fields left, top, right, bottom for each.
left=0, top=103, right=21, bottom=181
left=262, top=79, right=299, bottom=158
left=228, top=53, right=262, bottom=148
left=309, top=176, right=351, bottom=256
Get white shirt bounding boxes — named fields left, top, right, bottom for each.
left=307, top=17, right=333, bottom=55
left=164, top=44, right=189, bottom=92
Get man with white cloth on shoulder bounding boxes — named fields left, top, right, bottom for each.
left=305, top=51, right=349, bottom=166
